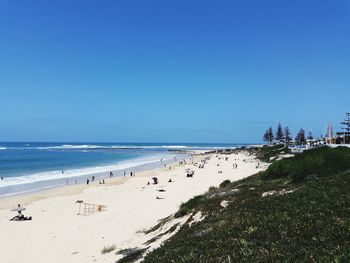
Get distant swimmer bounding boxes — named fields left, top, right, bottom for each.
left=62, top=171, right=64, bottom=174
left=0, top=176, right=3, bottom=180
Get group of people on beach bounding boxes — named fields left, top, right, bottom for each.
left=83, top=170, right=137, bottom=185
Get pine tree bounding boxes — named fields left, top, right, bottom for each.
left=340, top=112, right=350, bottom=143
left=263, top=130, right=270, bottom=144
left=295, top=128, right=306, bottom=145
left=275, top=123, right=284, bottom=143
left=307, top=131, right=314, bottom=140
left=284, top=127, right=292, bottom=145
left=268, top=126, right=274, bottom=144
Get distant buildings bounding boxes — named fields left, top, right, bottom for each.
left=326, top=123, right=335, bottom=144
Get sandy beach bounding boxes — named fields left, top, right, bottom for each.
left=0, top=150, right=266, bottom=263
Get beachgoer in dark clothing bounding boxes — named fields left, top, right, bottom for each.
left=87, top=179, right=89, bottom=185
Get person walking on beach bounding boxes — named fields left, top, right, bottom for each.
left=86, top=179, right=89, bottom=185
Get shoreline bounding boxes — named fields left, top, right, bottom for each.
left=0, top=151, right=194, bottom=200
left=0, top=150, right=203, bottom=209
left=0, top=148, right=265, bottom=263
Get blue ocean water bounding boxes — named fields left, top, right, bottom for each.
left=0, top=142, right=242, bottom=197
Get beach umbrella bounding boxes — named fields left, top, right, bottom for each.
left=11, top=207, right=26, bottom=212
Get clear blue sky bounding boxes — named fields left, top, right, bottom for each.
left=0, top=0, right=349, bottom=143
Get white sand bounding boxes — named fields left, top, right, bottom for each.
left=0, top=151, right=265, bottom=263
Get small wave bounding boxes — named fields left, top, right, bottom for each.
left=0, top=147, right=7, bottom=150
left=37, top=144, right=103, bottom=150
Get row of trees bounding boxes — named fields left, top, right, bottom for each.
left=263, top=123, right=313, bottom=145
left=337, top=112, right=350, bottom=144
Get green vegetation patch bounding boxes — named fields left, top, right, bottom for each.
left=175, top=195, right=204, bottom=218
left=101, top=244, right=116, bottom=254
left=219, top=180, right=231, bottom=188
left=116, top=247, right=149, bottom=263
left=143, top=147, right=350, bottom=263
left=248, top=144, right=290, bottom=162
left=261, top=146, right=350, bottom=182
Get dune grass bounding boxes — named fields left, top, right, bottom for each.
left=174, top=195, right=204, bottom=218
left=101, top=244, right=116, bottom=254
left=143, top=146, right=350, bottom=263
left=261, top=146, right=350, bottom=182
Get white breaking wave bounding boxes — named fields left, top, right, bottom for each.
left=0, top=147, right=7, bottom=150
left=37, top=144, right=103, bottom=150
left=36, top=144, right=190, bottom=150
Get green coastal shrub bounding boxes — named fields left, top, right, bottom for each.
left=143, top=146, right=350, bottom=263
left=252, top=144, right=289, bottom=162
left=101, top=244, right=116, bottom=254
left=262, top=146, right=350, bottom=182
left=219, top=180, right=231, bottom=188
left=175, top=195, right=204, bottom=218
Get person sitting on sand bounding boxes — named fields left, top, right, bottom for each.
left=10, top=204, right=32, bottom=221
left=168, top=179, right=172, bottom=183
